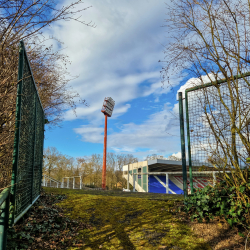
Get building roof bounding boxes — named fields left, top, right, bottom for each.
left=147, top=159, right=186, bottom=172
left=123, top=159, right=215, bottom=173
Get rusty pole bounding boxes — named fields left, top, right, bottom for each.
left=102, top=114, right=108, bottom=190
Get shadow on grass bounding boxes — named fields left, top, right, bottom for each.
left=44, top=187, right=210, bottom=250
left=44, top=187, right=184, bottom=200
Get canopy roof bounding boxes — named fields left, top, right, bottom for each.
left=148, top=159, right=216, bottom=172
left=147, top=159, right=186, bottom=172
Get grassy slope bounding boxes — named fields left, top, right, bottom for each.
left=44, top=188, right=211, bottom=250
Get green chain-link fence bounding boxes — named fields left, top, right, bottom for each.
left=182, top=73, right=250, bottom=195
left=0, top=41, right=45, bottom=249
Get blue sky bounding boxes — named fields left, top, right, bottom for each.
left=43, top=0, right=186, bottom=161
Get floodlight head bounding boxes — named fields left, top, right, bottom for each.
left=101, top=97, right=115, bottom=117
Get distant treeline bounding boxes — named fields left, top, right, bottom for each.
left=43, top=147, right=138, bottom=189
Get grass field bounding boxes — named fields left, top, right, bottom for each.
left=43, top=187, right=211, bottom=250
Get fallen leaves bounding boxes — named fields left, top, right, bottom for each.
left=7, top=189, right=92, bottom=249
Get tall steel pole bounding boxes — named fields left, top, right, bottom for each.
left=102, top=114, right=108, bottom=190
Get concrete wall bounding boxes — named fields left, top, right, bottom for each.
left=123, top=161, right=148, bottom=192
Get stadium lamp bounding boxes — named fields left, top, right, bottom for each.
left=101, top=97, right=115, bottom=190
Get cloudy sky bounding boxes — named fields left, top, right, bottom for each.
left=43, top=0, right=187, bottom=161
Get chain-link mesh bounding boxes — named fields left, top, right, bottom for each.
left=186, top=75, right=250, bottom=189
left=33, top=101, right=44, bottom=200
left=12, top=41, right=44, bottom=220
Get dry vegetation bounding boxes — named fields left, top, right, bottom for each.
left=175, top=202, right=250, bottom=250
left=0, top=0, right=94, bottom=190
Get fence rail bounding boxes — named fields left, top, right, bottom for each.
left=42, top=175, right=61, bottom=188
left=41, top=175, right=103, bottom=190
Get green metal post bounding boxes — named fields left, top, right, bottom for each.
left=31, top=97, right=37, bottom=203
left=185, top=90, right=194, bottom=194
left=10, top=41, right=24, bottom=226
left=0, top=188, right=10, bottom=250
left=39, top=113, right=45, bottom=193
left=179, top=92, right=188, bottom=199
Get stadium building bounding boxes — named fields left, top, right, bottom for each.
left=122, top=159, right=218, bottom=194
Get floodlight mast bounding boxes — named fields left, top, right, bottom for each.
left=101, top=97, right=115, bottom=190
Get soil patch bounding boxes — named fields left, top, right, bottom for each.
left=173, top=202, right=250, bottom=250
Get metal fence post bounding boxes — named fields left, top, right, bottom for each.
left=179, top=92, right=188, bottom=199
left=185, top=90, right=194, bottom=194
left=67, top=178, right=69, bottom=189
left=80, top=176, right=82, bottom=189
left=166, top=173, right=169, bottom=194
left=213, top=171, right=216, bottom=187
left=133, top=173, right=135, bottom=192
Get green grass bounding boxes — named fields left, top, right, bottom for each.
left=44, top=187, right=211, bottom=250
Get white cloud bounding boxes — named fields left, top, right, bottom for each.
left=42, top=0, right=173, bottom=123
left=176, top=73, right=224, bottom=100
left=73, top=126, right=103, bottom=143
left=74, top=102, right=181, bottom=159
left=168, top=152, right=182, bottom=159
left=43, top=0, right=187, bottom=159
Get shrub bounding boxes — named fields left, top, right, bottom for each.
left=182, top=179, right=250, bottom=229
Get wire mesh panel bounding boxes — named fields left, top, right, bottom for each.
left=42, top=176, right=60, bottom=188
left=74, top=177, right=81, bottom=189
left=10, top=41, right=44, bottom=224
left=185, top=74, right=250, bottom=191
left=61, top=177, right=82, bottom=189
left=62, top=178, right=68, bottom=188
left=68, top=178, right=74, bottom=189
left=33, top=100, right=44, bottom=200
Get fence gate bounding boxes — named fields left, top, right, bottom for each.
left=0, top=40, right=45, bottom=234
left=184, top=73, right=250, bottom=194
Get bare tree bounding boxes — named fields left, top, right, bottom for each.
left=43, top=147, right=62, bottom=178
left=42, top=149, right=139, bottom=190
left=167, top=155, right=181, bottom=161
left=144, top=154, right=167, bottom=161
left=75, top=157, right=85, bottom=176
left=163, top=0, right=250, bottom=206
left=43, top=147, right=76, bottom=182
left=116, top=153, right=138, bottom=188
left=0, top=0, right=94, bottom=189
